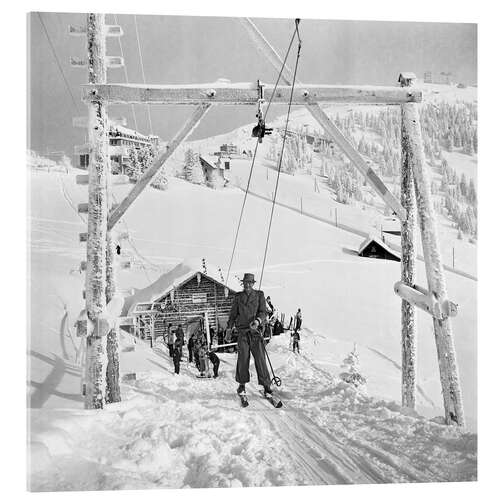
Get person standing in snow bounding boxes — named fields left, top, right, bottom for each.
left=167, top=323, right=175, bottom=357
left=175, top=324, right=185, bottom=359
left=227, top=273, right=272, bottom=397
left=294, top=308, right=302, bottom=332
left=208, top=349, right=220, bottom=378
left=266, top=296, right=275, bottom=319
left=292, top=330, right=301, bottom=354
left=187, top=334, right=195, bottom=363
left=173, top=338, right=182, bottom=374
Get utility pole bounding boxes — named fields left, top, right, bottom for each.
left=400, top=78, right=417, bottom=409
left=401, top=90, right=465, bottom=426
left=84, top=13, right=110, bottom=409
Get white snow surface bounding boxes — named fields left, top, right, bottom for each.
left=29, top=334, right=476, bottom=491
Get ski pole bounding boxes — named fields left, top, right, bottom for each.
left=263, top=341, right=281, bottom=387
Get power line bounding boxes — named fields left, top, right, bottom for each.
left=113, top=13, right=138, bottom=131
left=225, top=23, right=299, bottom=285
left=133, top=15, right=154, bottom=135
left=36, top=12, right=79, bottom=112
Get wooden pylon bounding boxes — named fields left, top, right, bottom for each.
left=84, top=13, right=109, bottom=409
left=400, top=79, right=417, bottom=409
left=401, top=98, right=465, bottom=426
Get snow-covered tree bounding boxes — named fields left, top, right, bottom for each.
left=126, top=148, right=142, bottom=182
left=340, top=344, right=366, bottom=387
left=184, top=149, right=205, bottom=185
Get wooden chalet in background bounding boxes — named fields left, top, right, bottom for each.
left=358, top=235, right=401, bottom=262
left=125, top=260, right=240, bottom=340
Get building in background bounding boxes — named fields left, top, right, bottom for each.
left=76, top=119, right=160, bottom=173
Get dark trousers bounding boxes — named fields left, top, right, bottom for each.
left=210, top=354, right=220, bottom=377
left=188, top=347, right=193, bottom=363
left=236, top=330, right=271, bottom=387
left=168, top=343, right=174, bottom=357
left=173, top=352, right=181, bottom=374
left=293, top=340, right=300, bottom=353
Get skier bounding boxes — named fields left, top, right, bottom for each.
left=227, top=273, right=273, bottom=401
left=172, top=338, right=182, bottom=374
left=167, top=323, right=175, bottom=358
left=294, top=308, right=302, bottom=331
left=292, top=330, right=300, bottom=354
left=265, top=295, right=275, bottom=319
left=208, top=349, right=220, bottom=378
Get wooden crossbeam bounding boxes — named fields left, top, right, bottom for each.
left=83, top=82, right=421, bottom=106
left=239, top=17, right=406, bottom=220
left=108, top=104, right=211, bottom=230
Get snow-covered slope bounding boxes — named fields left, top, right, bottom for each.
left=29, top=333, right=476, bottom=491
left=28, top=92, right=477, bottom=489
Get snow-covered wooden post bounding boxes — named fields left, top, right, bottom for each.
left=84, top=13, right=109, bottom=409
left=400, top=77, right=417, bottom=409
left=105, top=233, right=121, bottom=403
left=401, top=93, right=466, bottom=426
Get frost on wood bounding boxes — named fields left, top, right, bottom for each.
left=105, top=234, right=121, bottom=404
left=84, top=12, right=110, bottom=409
left=401, top=103, right=465, bottom=426
left=400, top=103, right=417, bottom=409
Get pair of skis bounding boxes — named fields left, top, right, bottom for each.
left=239, top=390, right=283, bottom=408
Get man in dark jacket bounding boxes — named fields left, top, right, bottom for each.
left=227, top=273, right=272, bottom=397
left=173, top=338, right=182, bottom=374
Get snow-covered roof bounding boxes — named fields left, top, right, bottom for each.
left=125, top=259, right=241, bottom=316
left=199, top=155, right=225, bottom=170
left=358, top=235, right=400, bottom=259
left=109, top=124, right=151, bottom=141
left=398, top=72, right=417, bottom=81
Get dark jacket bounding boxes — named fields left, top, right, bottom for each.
left=227, top=289, right=267, bottom=332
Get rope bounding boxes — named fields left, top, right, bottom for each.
left=114, top=14, right=138, bottom=131
left=133, top=15, right=154, bottom=136
left=258, top=21, right=302, bottom=290
left=225, top=23, right=299, bottom=284
left=37, top=12, right=79, bottom=111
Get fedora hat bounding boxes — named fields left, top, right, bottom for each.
left=241, top=273, right=256, bottom=283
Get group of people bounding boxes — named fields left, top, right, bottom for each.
left=163, top=321, right=220, bottom=378
left=160, top=273, right=303, bottom=400
left=188, top=328, right=220, bottom=378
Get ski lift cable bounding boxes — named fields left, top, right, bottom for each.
left=225, top=21, right=300, bottom=284
left=37, top=12, right=79, bottom=112
left=258, top=20, right=302, bottom=290
left=113, top=13, right=139, bottom=131
left=133, top=15, right=154, bottom=136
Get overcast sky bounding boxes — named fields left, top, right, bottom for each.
left=28, top=13, right=477, bottom=157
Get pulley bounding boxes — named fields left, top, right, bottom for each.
left=251, top=79, right=273, bottom=142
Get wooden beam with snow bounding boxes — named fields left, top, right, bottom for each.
left=108, top=103, right=211, bottom=230
left=238, top=17, right=406, bottom=221
left=401, top=100, right=465, bottom=427
left=83, top=82, right=421, bottom=106
left=393, top=282, right=458, bottom=320
left=400, top=76, right=418, bottom=410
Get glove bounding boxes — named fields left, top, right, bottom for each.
left=249, top=320, right=260, bottom=331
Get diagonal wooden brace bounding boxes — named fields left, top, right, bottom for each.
left=239, top=17, right=406, bottom=221
left=108, top=103, right=211, bottom=230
